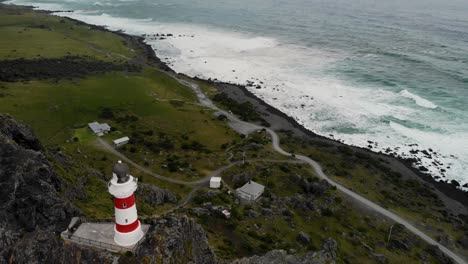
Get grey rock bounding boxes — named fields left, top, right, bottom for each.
left=457, top=235, right=468, bottom=249
left=362, top=242, right=374, bottom=252
left=205, top=189, right=222, bottom=198
left=427, top=245, right=453, bottom=264
left=370, top=253, right=387, bottom=263
left=321, top=238, right=338, bottom=260
left=0, top=114, right=42, bottom=151
left=438, top=234, right=455, bottom=248
left=389, top=239, right=410, bottom=251
left=136, top=215, right=217, bottom=264
left=246, top=209, right=261, bottom=218
left=138, top=183, right=178, bottom=206
left=296, top=231, right=311, bottom=245
left=192, top=207, right=210, bottom=217
left=261, top=208, right=274, bottom=216
left=232, top=172, right=251, bottom=187
left=230, top=249, right=327, bottom=264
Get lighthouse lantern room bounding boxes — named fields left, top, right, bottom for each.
left=108, top=160, right=144, bottom=246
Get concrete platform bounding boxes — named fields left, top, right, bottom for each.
left=62, top=222, right=150, bottom=252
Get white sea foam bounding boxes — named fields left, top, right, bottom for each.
left=400, top=89, right=438, bottom=109
left=4, top=3, right=467, bottom=189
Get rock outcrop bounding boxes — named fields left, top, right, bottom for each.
left=230, top=250, right=328, bottom=264
left=136, top=215, right=218, bottom=264
left=138, top=183, right=178, bottom=206
left=0, top=114, right=110, bottom=263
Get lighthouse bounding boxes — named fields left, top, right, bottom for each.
left=108, top=160, right=144, bottom=246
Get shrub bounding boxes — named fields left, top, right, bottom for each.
left=99, top=107, right=114, bottom=119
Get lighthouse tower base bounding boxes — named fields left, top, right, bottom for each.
left=114, top=220, right=144, bottom=247
left=61, top=222, right=150, bottom=253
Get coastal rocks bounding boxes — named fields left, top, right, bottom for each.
left=138, top=183, right=178, bottom=206
left=136, top=215, right=217, bottom=264
left=450, top=180, right=460, bottom=187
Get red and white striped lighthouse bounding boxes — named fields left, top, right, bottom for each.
left=108, top=160, right=144, bottom=246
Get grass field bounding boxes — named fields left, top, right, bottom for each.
left=0, top=9, right=135, bottom=60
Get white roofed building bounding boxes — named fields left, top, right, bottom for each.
left=210, top=177, right=222, bottom=189
left=88, top=122, right=111, bottom=136
left=236, top=181, right=265, bottom=201
left=113, top=137, right=130, bottom=147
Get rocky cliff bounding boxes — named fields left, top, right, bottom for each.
left=136, top=215, right=218, bottom=264
left=0, top=113, right=115, bottom=263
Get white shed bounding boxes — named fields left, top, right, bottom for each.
left=210, top=177, right=222, bottom=189
left=222, top=210, right=231, bottom=219
left=113, top=137, right=130, bottom=147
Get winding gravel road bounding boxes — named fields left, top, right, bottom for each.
left=97, top=65, right=465, bottom=262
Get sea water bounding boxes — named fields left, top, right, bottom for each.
left=5, top=0, right=468, bottom=189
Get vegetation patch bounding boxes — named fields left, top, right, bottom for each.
left=0, top=56, right=141, bottom=82
left=213, top=92, right=269, bottom=127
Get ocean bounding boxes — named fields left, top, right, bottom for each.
left=5, top=0, right=468, bottom=189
